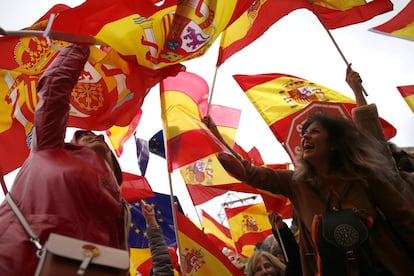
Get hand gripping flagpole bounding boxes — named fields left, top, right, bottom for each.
left=309, top=0, right=368, bottom=96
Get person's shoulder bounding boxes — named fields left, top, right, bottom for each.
left=352, top=103, right=378, bottom=120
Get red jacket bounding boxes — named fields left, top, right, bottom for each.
left=0, top=44, right=127, bottom=275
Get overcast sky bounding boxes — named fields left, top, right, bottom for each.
left=1, top=0, right=413, bottom=222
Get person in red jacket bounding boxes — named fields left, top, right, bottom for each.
left=0, top=44, right=129, bottom=276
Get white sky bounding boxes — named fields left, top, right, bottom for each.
left=1, top=0, right=413, bottom=223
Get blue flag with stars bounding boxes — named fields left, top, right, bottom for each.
left=128, top=192, right=183, bottom=248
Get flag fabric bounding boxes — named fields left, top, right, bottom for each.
left=217, top=0, right=310, bottom=66
left=234, top=73, right=354, bottom=160
left=217, top=0, right=393, bottom=66
left=201, top=210, right=236, bottom=253
left=0, top=15, right=184, bottom=174
left=259, top=189, right=294, bottom=219
left=179, top=104, right=244, bottom=205
left=130, top=247, right=181, bottom=276
left=371, top=0, right=414, bottom=41
left=175, top=206, right=243, bottom=275
left=120, top=172, right=154, bottom=202
left=225, top=202, right=273, bottom=257
left=397, top=85, right=414, bottom=112
left=160, top=71, right=238, bottom=172
left=135, top=135, right=150, bottom=176
left=233, top=73, right=397, bottom=162
left=149, top=130, right=166, bottom=159
left=128, top=192, right=183, bottom=248
left=312, top=0, right=393, bottom=29
left=105, top=109, right=142, bottom=157
left=50, top=0, right=254, bottom=69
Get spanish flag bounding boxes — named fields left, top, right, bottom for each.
left=233, top=73, right=355, bottom=125
left=218, top=0, right=393, bottom=65
left=130, top=247, right=181, bottom=276
left=105, top=109, right=142, bottom=157
left=397, top=85, right=414, bottom=112
left=225, top=202, right=273, bottom=257
left=51, top=0, right=254, bottom=69
left=178, top=104, right=243, bottom=204
left=175, top=206, right=243, bottom=275
left=201, top=210, right=236, bottom=253
left=233, top=72, right=396, bottom=161
left=371, top=0, right=414, bottom=41
left=160, top=71, right=236, bottom=172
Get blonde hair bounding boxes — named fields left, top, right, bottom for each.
left=247, top=250, right=285, bottom=276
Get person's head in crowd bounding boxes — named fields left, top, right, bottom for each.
left=222, top=247, right=246, bottom=273
left=260, top=234, right=285, bottom=263
left=247, top=250, right=286, bottom=276
left=294, top=112, right=395, bottom=184
left=72, top=130, right=122, bottom=184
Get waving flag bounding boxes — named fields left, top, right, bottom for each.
left=160, top=71, right=238, bottom=171
left=0, top=6, right=184, bottom=174
left=225, top=202, right=272, bottom=257
left=217, top=0, right=309, bottom=66
left=120, top=172, right=154, bottom=202
left=105, top=109, right=142, bottom=157
left=149, top=130, right=166, bottom=159
left=201, top=210, right=236, bottom=253
left=50, top=0, right=254, bottom=69
left=233, top=73, right=396, bottom=162
left=130, top=247, right=180, bottom=276
left=175, top=207, right=243, bottom=275
left=397, top=85, right=414, bottom=112
left=371, top=0, right=414, bottom=41
left=135, top=135, right=150, bottom=176
left=128, top=192, right=183, bottom=248
left=179, top=104, right=245, bottom=204
left=312, top=0, right=393, bottom=29
left=218, top=0, right=393, bottom=65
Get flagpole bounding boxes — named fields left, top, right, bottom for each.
left=309, top=0, right=368, bottom=96
left=274, top=226, right=289, bottom=263
left=206, top=65, right=220, bottom=116
left=159, top=80, right=185, bottom=276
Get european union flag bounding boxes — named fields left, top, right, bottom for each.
left=128, top=192, right=183, bottom=248
left=148, top=130, right=165, bottom=159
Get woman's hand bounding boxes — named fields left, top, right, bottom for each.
left=141, top=200, right=158, bottom=227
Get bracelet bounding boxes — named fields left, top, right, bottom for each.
left=147, top=224, right=160, bottom=229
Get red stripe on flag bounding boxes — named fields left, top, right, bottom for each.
left=397, top=85, right=414, bottom=97
left=167, top=129, right=224, bottom=171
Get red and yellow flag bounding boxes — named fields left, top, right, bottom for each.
left=0, top=5, right=184, bottom=174
left=51, top=0, right=254, bottom=69
left=201, top=210, right=236, bottom=253
left=120, top=172, right=154, bottom=202
left=233, top=73, right=397, bottom=161
left=225, top=202, right=272, bottom=257
left=178, top=104, right=246, bottom=204
left=105, top=109, right=142, bottom=157
left=371, top=0, right=414, bottom=41
left=397, top=85, right=414, bottom=112
left=130, top=247, right=181, bottom=276
left=0, top=42, right=182, bottom=174
left=234, top=73, right=355, bottom=125
left=160, top=71, right=237, bottom=172
left=175, top=207, right=243, bottom=275
left=218, top=0, right=393, bottom=65
left=313, top=0, right=393, bottom=29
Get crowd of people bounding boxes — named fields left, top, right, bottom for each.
left=0, top=42, right=413, bottom=276
left=205, top=65, right=414, bottom=275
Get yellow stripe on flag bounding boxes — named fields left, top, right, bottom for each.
left=243, top=75, right=354, bottom=125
